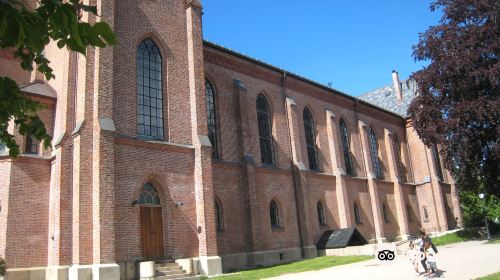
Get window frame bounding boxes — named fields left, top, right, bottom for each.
left=256, top=94, right=275, bottom=165
left=317, top=201, right=326, bottom=226
left=431, top=144, right=444, bottom=182
left=392, top=135, right=407, bottom=182
left=354, top=202, right=362, bottom=224
left=270, top=200, right=280, bottom=229
left=25, top=133, right=39, bottom=154
left=138, top=182, right=161, bottom=206
left=368, top=128, right=383, bottom=179
left=339, top=118, right=354, bottom=175
left=137, top=38, right=164, bottom=139
left=205, top=79, right=219, bottom=159
left=382, top=203, right=390, bottom=223
left=303, top=107, right=319, bottom=171
left=215, top=198, right=224, bottom=232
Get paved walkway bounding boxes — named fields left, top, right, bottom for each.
left=269, top=241, right=500, bottom=280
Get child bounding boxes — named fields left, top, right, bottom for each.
left=408, top=241, right=420, bottom=276
left=424, top=241, right=437, bottom=277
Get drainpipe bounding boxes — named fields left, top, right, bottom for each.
left=281, top=71, right=306, bottom=258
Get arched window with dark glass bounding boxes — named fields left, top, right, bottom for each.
left=392, top=135, right=406, bottom=182
left=382, top=203, right=390, bottom=223
left=431, top=144, right=444, bottom=182
left=270, top=200, right=280, bottom=228
left=137, top=39, right=164, bottom=138
left=25, top=133, right=38, bottom=154
left=354, top=203, right=362, bottom=224
left=368, top=128, right=383, bottom=179
left=317, top=201, right=326, bottom=226
left=205, top=79, right=218, bottom=158
left=138, top=182, right=160, bottom=205
left=339, top=118, right=354, bottom=175
left=423, top=206, right=429, bottom=222
left=256, top=94, right=274, bottom=165
left=215, top=198, right=224, bottom=231
left=406, top=203, right=413, bottom=223
left=303, top=108, right=319, bottom=171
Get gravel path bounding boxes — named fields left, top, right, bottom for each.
left=268, top=241, right=500, bottom=280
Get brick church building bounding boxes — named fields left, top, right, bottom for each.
left=0, top=0, right=462, bottom=279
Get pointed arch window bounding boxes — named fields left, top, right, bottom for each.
left=339, top=118, right=354, bottom=175
left=303, top=108, right=319, bottom=171
left=215, top=199, right=224, bottom=231
left=368, top=128, right=383, bottom=179
left=406, top=203, right=413, bottom=223
left=138, top=182, right=160, bottom=205
left=431, top=144, right=444, bottom=182
left=423, top=206, right=429, bottom=222
left=137, top=39, right=164, bottom=138
left=392, top=135, right=407, bottom=182
left=256, top=95, right=274, bottom=165
left=354, top=203, right=362, bottom=224
left=317, top=201, right=326, bottom=226
left=270, top=200, right=280, bottom=228
left=382, top=203, right=390, bottom=223
left=205, top=79, right=219, bottom=158
left=25, top=133, right=38, bottom=154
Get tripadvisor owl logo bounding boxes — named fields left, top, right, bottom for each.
left=377, top=249, right=395, bottom=261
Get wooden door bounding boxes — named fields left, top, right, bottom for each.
left=141, top=207, right=165, bottom=260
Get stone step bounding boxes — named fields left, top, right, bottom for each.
left=155, top=272, right=191, bottom=279
left=155, top=266, right=184, bottom=273
left=154, top=262, right=179, bottom=268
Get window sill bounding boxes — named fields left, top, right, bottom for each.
left=271, top=227, right=285, bottom=232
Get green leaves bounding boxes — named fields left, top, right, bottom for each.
left=0, top=0, right=117, bottom=157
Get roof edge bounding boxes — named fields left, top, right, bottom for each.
left=203, top=40, right=405, bottom=120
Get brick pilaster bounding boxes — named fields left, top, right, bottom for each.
left=358, top=121, right=385, bottom=242
left=325, top=110, right=351, bottom=228
left=384, top=129, right=409, bottom=239
left=285, top=97, right=314, bottom=254
left=186, top=1, right=219, bottom=259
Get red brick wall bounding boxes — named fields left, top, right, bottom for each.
left=4, top=158, right=51, bottom=268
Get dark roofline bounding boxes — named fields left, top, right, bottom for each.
left=203, top=40, right=404, bottom=120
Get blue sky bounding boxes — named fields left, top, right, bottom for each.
left=201, top=1, right=442, bottom=96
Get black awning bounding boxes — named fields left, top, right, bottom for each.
left=316, top=227, right=368, bottom=249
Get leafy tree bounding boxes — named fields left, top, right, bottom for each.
left=409, top=0, right=499, bottom=196
left=0, top=0, right=116, bottom=156
left=460, top=191, right=500, bottom=228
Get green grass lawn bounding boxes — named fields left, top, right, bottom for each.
left=209, top=255, right=372, bottom=280
left=432, top=229, right=483, bottom=246
left=474, top=272, right=500, bottom=280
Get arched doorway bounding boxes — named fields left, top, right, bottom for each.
left=138, top=182, right=164, bottom=260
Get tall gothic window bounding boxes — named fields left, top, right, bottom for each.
left=407, top=203, right=413, bottom=223
left=431, top=144, right=444, bottom=182
left=392, top=135, right=407, bottom=182
left=205, top=79, right=218, bottom=158
left=339, top=118, right=354, bottom=175
left=270, top=200, right=280, bottom=228
left=382, top=203, right=390, bottom=223
left=354, top=203, right=362, bottom=224
left=215, top=198, right=224, bottom=231
left=423, top=206, right=429, bottom=222
left=303, top=108, right=319, bottom=171
left=25, top=133, right=38, bottom=154
left=138, top=182, right=160, bottom=205
left=256, top=95, right=274, bottom=165
left=368, top=128, right=383, bottom=179
left=317, top=201, right=326, bottom=226
left=137, top=39, right=164, bottom=138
